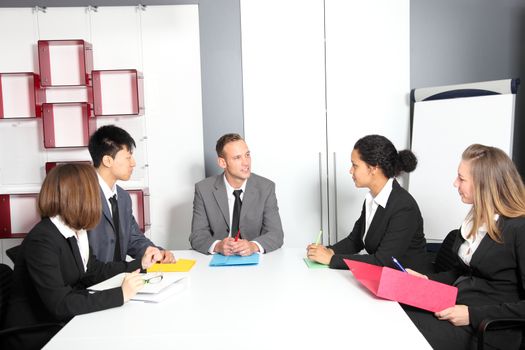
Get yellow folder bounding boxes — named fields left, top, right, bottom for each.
left=147, top=259, right=196, bottom=273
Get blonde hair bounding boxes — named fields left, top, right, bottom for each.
left=462, top=144, right=525, bottom=242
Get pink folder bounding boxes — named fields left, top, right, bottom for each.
left=344, top=259, right=458, bottom=312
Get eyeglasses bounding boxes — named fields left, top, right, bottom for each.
left=143, top=273, right=163, bottom=284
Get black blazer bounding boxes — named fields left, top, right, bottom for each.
left=4, top=218, right=141, bottom=350
left=328, top=179, right=428, bottom=270
left=430, top=216, right=525, bottom=330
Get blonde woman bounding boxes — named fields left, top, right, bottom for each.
left=405, top=144, right=525, bottom=349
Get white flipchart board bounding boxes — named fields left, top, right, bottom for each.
left=409, top=79, right=518, bottom=242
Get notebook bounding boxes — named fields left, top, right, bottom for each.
left=209, top=253, right=260, bottom=266
left=303, top=257, right=329, bottom=269
left=147, top=259, right=196, bottom=273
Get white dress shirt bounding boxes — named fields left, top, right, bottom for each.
left=208, top=175, right=263, bottom=254
left=458, top=214, right=498, bottom=265
left=50, top=215, right=89, bottom=272
left=97, top=173, right=117, bottom=214
left=362, top=178, right=394, bottom=243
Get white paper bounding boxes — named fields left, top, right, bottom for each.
left=88, top=272, right=186, bottom=294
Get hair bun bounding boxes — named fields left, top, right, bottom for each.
left=396, top=150, right=418, bottom=174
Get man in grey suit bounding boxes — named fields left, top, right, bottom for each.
left=87, top=125, right=176, bottom=263
left=190, top=133, right=284, bottom=255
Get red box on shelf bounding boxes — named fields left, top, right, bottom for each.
left=45, top=161, right=92, bottom=174
left=92, top=69, right=144, bottom=116
left=42, top=102, right=95, bottom=148
left=128, top=189, right=150, bottom=233
left=38, top=40, right=93, bottom=87
left=0, top=194, right=40, bottom=238
left=0, top=73, right=44, bottom=119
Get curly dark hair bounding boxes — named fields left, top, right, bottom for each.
left=354, top=135, right=417, bottom=178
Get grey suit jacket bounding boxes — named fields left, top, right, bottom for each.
left=190, top=173, right=284, bottom=254
left=88, top=185, right=157, bottom=262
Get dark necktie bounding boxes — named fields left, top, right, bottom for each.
left=109, top=195, right=122, bottom=262
left=232, top=189, right=243, bottom=238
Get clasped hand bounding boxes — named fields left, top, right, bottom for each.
left=217, top=237, right=258, bottom=256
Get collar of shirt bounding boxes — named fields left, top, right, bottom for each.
left=50, top=216, right=89, bottom=272
left=364, top=177, right=394, bottom=210
left=223, top=174, right=247, bottom=200
left=460, top=214, right=500, bottom=242
left=97, top=172, right=117, bottom=201
left=458, top=214, right=499, bottom=265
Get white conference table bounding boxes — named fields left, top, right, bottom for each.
left=44, top=248, right=431, bottom=349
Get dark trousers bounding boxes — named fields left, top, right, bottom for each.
left=402, top=305, right=521, bottom=350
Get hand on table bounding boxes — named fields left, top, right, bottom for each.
left=215, top=237, right=235, bottom=256
left=306, top=244, right=334, bottom=265
left=141, top=246, right=163, bottom=269
left=121, top=269, right=144, bottom=302
left=160, top=250, right=176, bottom=263
left=232, top=239, right=259, bottom=256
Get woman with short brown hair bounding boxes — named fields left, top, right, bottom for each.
left=4, top=164, right=160, bottom=350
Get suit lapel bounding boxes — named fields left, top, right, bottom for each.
left=100, top=189, right=114, bottom=231
left=212, top=175, right=230, bottom=230
left=240, top=176, right=257, bottom=230
left=364, top=205, right=385, bottom=246
left=66, top=236, right=85, bottom=275
left=469, top=231, right=494, bottom=267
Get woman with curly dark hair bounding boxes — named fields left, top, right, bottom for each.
left=307, top=134, right=428, bottom=270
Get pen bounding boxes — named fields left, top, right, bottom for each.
left=315, top=230, right=323, bottom=245
left=234, top=229, right=240, bottom=242
left=391, top=257, right=407, bottom=273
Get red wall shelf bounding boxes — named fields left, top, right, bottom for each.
left=38, top=40, right=93, bottom=87
left=92, top=69, right=144, bottom=116
left=0, top=194, right=40, bottom=238
left=0, top=72, right=44, bottom=119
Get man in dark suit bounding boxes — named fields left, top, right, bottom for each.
left=87, top=125, right=175, bottom=263
left=190, top=133, right=284, bottom=255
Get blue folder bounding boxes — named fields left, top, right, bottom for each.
left=209, top=253, right=260, bottom=266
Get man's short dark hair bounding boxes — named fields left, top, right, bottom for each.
left=216, top=133, right=244, bottom=158
left=88, top=125, right=136, bottom=168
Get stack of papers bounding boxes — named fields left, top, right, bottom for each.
left=209, top=253, right=260, bottom=266
left=88, top=272, right=187, bottom=303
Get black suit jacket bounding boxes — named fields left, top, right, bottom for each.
left=430, top=216, right=525, bottom=330
left=4, top=218, right=141, bottom=349
left=328, top=179, right=428, bottom=270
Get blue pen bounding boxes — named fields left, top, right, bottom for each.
left=391, top=257, right=407, bottom=273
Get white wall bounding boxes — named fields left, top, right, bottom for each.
left=241, top=0, right=410, bottom=247
left=0, top=5, right=203, bottom=265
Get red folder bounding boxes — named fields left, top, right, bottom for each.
left=344, top=259, right=458, bottom=312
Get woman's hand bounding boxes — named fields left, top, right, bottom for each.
left=306, top=244, right=334, bottom=265
left=435, top=305, right=470, bottom=326
left=121, top=269, right=144, bottom=302
left=405, top=268, right=428, bottom=279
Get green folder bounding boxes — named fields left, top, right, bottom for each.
left=303, top=257, right=329, bottom=269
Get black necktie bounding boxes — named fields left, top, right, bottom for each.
left=232, top=189, right=243, bottom=238
left=109, top=195, right=122, bottom=262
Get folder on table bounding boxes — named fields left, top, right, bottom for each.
left=209, top=253, right=259, bottom=266
left=303, top=257, right=329, bottom=269
left=147, top=259, right=196, bottom=273
left=344, top=259, right=457, bottom=312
